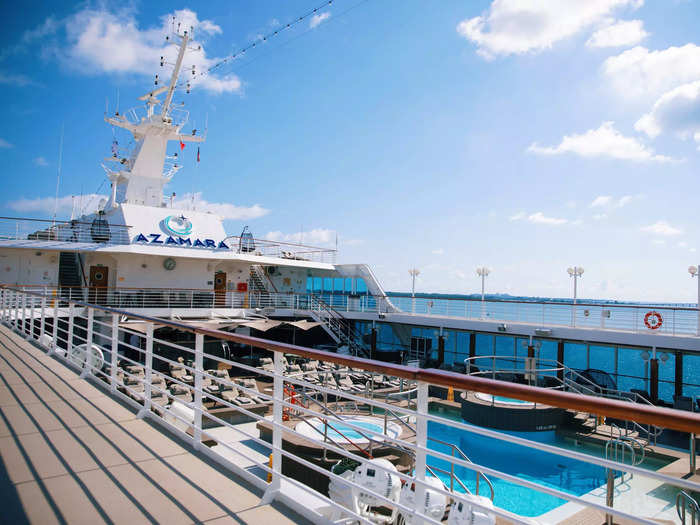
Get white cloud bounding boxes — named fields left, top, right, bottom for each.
left=591, top=195, right=612, bottom=207
left=651, top=239, right=666, bottom=246
left=0, top=138, right=13, bottom=148
left=33, top=157, right=48, bottom=167
left=593, top=213, right=608, bottom=220
left=22, top=17, right=59, bottom=44
left=678, top=241, right=688, bottom=248
left=602, top=44, right=700, bottom=98
left=640, top=220, right=682, bottom=236
left=265, top=228, right=335, bottom=246
left=0, top=72, right=39, bottom=87
left=635, top=81, right=700, bottom=143
left=432, top=248, right=445, bottom=255
left=528, top=212, right=567, bottom=225
left=590, top=194, right=636, bottom=208
left=509, top=211, right=525, bottom=221
left=585, top=19, right=647, bottom=48
left=309, top=12, right=331, bottom=29
left=528, top=121, right=674, bottom=162
left=58, top=8, right=241, bottom=94
left=7, top=194, right=106, bottom=216
left=172, top=192, right=268, bottom=220
left=456, top=0, right=641, bottom=59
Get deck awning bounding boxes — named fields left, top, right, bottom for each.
left=287, top=320, right=321, bottom=331
left=238, top=319, right=284, bottom=332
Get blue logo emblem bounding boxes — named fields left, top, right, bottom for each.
left=164, top=215, right=192, bottom=236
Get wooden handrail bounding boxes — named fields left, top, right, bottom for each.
left=4, top=285, right=700, bottom=434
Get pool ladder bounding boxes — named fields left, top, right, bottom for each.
left=677, top=491, right=700, bottom=525
left=603, top=436, right=645, bottom=525
left=381, top=407, right=495, bottom=501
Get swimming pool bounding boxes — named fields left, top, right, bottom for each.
left=295, top=416, right=402, bottom=445
left=426, top=415, right=670, bottom=517
left=474, top=393, right=535, bottom=405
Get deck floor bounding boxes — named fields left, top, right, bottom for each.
left=0, top=323, right=311, bottom=525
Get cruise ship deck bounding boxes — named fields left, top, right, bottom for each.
left=0, top=324, right=309, bottom=525
left=1, top=285, right=698, bottom=525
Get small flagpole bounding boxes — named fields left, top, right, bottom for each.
left=52, top=123, right=65, bottom=227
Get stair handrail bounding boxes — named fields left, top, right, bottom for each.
left=310, top=294, right=367, bottom=357
left=605, top=438, right=637, bottom=484
left=252, top=265, right=279, bottom=293
left=676, top=490, right=700, bottom=525
left=607, top=426, right=646, bottom=466
left=427, top=435, right=495, bottom=501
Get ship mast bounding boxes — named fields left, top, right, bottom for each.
left=102, top=25, right=203, bottom=208
left=162, top=31, right=189, bottom=118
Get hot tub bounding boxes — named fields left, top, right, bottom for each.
left=295, top=416, right=402, bottom=445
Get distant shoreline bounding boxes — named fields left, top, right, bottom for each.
left=385, top=291, right=694, bottom=308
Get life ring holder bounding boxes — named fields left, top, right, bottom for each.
left=644, top=311, right=663, bottom=330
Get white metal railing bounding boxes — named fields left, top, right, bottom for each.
left=9, top=286, right=699, bottom=338
left=386, top=294, right=700, bottom=337
left=0, top=216, right=132, bottom=245
left=0, top=217, right=336, bottom=263
left=2, top=286, right=700, bottom=525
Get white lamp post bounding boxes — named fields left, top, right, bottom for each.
left=409, top=268, right=420, bottom=314
left=476, top=267, right=490, bottom=319
left=567, top=266, right=584, bottom=327
left=689, top=265, right=699, bottom=336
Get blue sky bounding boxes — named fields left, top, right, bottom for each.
left=1, top=0, right=700, bottom=302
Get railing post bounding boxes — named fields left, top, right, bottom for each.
left=111, top=313, right=119, bottom=392
left=263, top=351, right=284, bottom=504
left=50, top=297, right=58, bottom=355
left=28, top=292, right=35, bottom=338
left=138, top=322, right=154, bottom=418
left=67, top=303, right=75, bottom=358
left=39, top=288, right=46, bottom=341
left=81, top=307, right=94, bottom=379
left=605, top=467, right=615, bottom=525
left=20, top=292, right=26, bottom=335
left=12, top=289, right=17, bottom=328
left=414, top=381, right=428, bottom=525
left=691, top=433, right=697, bottom=476
left=193, top=333, right=204, bottom=449
left=1, top=288, right=7, bottom=323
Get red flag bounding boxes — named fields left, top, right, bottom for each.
left=197, top=147, right=200, bottom=162
left=179, top=139, right=185, bottom=150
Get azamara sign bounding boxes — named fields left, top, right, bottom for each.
left=133, top=233, right=230, bottom=250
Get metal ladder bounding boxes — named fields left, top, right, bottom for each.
left=380, top=406, right=495, bottom=501
left=677, top=491, right=700, bottom=525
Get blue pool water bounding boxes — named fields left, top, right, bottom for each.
left=426, top=418, right=668, bottom=517
left=490, top=395, right=532, bottom=404
left=312, top=420, right=384, bottom=441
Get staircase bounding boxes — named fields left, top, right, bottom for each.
left=58, top=252, right=84, bottom=301
left=309, top=294, right=369, bottom=358
left=248, top=265, right=275, bottom=306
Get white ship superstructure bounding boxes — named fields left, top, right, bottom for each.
left=0, top=28, right=389, bottom=342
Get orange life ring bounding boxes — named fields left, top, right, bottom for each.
left=644, top=311, right=663, bottom=330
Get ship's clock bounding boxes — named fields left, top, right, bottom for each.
left=163, top=257, right=176, bottom=271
